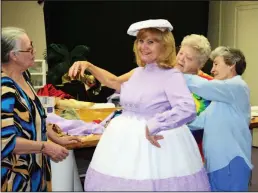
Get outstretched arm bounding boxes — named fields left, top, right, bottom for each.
left=46, top=124, right=82, bottom=146
left=184, top=74, right=235, bottom=103
left=69, top=61, right=135, bottom=91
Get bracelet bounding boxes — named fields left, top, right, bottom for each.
left=40, top=142, right=45, bottom=152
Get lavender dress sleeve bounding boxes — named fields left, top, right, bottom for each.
left=146, top=72, right=196, bottom=135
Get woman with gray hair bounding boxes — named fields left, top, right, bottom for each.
left=176, top=34, right=211, bottom=74
left=175, top=34, right=213, bottom=161
left=184, top=46, right=252, bottom=191
left=1, top=27, right=80, bottom=191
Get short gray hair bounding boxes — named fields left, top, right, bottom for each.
left=181, top=34, right=211, bottom=67
left=1, top=27, right=26, bottom=63
left=210, top=46, right=246, bottom=75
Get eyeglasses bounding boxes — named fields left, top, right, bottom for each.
left=17, top=48, right=35, bottom=54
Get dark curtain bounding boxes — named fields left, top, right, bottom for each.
left=43, top=1, right=210, bottom=75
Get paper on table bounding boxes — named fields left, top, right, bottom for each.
left=251, top=112, right=258, bottom=118
left=89, top=103, right=115, bottom=109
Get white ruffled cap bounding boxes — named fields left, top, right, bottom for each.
left=127, top=19, right=173, bottom=36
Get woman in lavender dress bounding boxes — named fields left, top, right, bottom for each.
left=69, top=19, right=210, bottom=191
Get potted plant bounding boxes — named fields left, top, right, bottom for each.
left=44, top=43, right=90, bottom=85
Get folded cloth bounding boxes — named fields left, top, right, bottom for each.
left=37, top=84, right=74, bottom=99
left=59, top=108, right=80, bottom=120
left=46, top=113, right=104, bottom=136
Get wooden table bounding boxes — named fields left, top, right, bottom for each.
left=60, top=107, right=258, bottom=150
left=250, top=117, right=258, bottom=129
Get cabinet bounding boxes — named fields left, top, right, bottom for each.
left=28, top=59, right=47, bottom=91
left=253, top=128, right=258, bottom=147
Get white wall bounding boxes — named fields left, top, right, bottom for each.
left=2, top=1, right=46, bottom=60
left=208, top=1, right=258, bottom=106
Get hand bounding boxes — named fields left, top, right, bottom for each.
left=57, top=135, right=82, bottom=146
left=145, top=128, right=164, bottom=148
left=42, top=141, right=69, bottom=163
left=68, top=61, right=92, bottom=78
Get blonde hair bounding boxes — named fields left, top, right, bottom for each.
left=180, top=34, right=211, bottom=67
left=133, top=28, right=176, bottom=69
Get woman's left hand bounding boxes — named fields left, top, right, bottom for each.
left=145, top=128, right=164, bottom=148
left=57, top=135, right=82, bottom=145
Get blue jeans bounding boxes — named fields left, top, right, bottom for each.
left=208, top=156, right=251, bottom=191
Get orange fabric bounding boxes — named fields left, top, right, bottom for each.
left=198, top=70, right=214, bottom=80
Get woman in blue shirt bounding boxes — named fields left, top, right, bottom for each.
left=184, top=46, right=253, bottom=191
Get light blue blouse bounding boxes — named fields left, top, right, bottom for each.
left=184, top=74, right=253, bottom=173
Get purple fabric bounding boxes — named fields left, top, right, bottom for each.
left=46, top=113, right=104, bottom=135
left=119, top=63, right=196, bottom=135
left=85, top=167, right=211, bottom=191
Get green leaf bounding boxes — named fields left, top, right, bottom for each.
left=44, top=43, right=90, bottom=85
left=70, top=45, right=90, bottom=64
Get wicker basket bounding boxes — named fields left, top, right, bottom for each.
left=55, top=107, right=119, bottom=122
